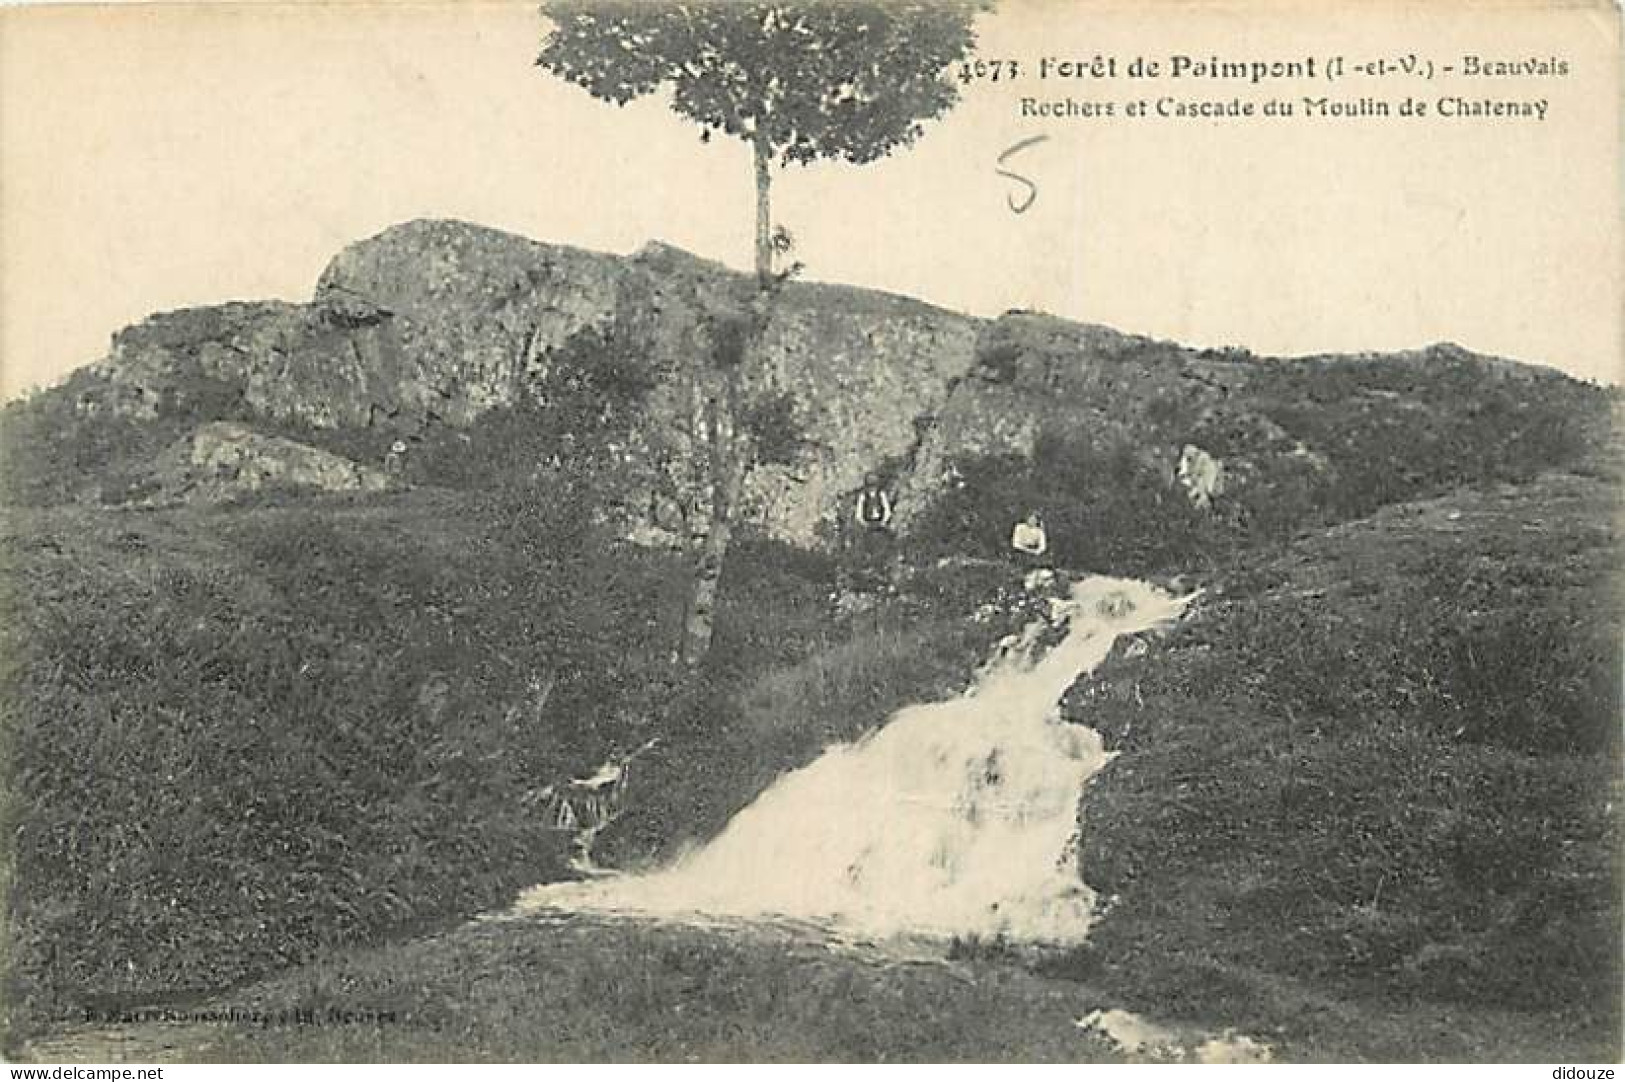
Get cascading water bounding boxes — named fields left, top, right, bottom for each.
left=515, top=575, right=1195, bottom=948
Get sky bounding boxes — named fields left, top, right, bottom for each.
left=1, top=0, right=1620, bottom=399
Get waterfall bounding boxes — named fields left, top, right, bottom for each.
left=515, top=575, right=1194, bottom=947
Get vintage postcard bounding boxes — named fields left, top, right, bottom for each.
left=0, top=0, right=1619, bottom=1067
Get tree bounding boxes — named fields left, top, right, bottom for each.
left=536, top=1, right=989, bottom=665
left=672, top=279, right=802, bottom=668
left=537, top=0, right=989, bottom=286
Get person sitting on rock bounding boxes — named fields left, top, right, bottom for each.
left=1177, top=444, right=1224, bottom=510
left=383, top=439, right=409, bottom=475
left=846, top=473, right=895, bottom=591
left=854, top=472, right=893, bottom=532
left=1011, top=511, right=1049, bottom=562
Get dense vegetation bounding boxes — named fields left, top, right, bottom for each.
left=0, top=490, right=688, bottom=1023
left=8, top=472, right=1614, bottom=1060
left=0, top=482, right=1042, bottom=1041
left=1059, top=475, right=1620, bottom=1037
left=910, top=348, right=1614, bottom=576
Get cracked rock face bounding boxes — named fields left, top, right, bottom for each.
left=74, top=219, right=995, bottom=546
left=738, top=286, right=981, bottom=543
left=155, top=422, right=392, bottom=501
left=58, top=218, right=1572, bottom=548
left=314, top=220, right=630, bottom=428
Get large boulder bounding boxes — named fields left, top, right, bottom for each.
left=150, top=421, right=392, bottom=501
left=314, top=219, right=629, bottom=427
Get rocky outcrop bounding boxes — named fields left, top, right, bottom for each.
left=736, top=278, right=981, bottom=543
left=84, top=225, right=630, bottom=434
left=315, top=220, right=630, bottom=427
left=892, top=315, right=1229, bottom=531
left=69, top=220, right=988, bottom=545
left=43, top=218, right=1610, bottom=547
left=151, top=422, right=392, bottom=501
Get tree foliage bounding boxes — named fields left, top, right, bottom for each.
left=537, top=1, right=989, bottom=166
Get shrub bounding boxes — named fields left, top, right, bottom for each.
left=909, top=431, right=1227, bottom=577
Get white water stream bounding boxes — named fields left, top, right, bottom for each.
left=515, top=575, right=1194, bottom=948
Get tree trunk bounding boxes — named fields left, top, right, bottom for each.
left=679, top=130, right=775, bottom=667
left=753, top=127, right=773, bottom=288
left=679, top=371, right=747, bottom=669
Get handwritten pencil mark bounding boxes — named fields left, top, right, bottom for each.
left=995, top=135, right=1050, bottom=214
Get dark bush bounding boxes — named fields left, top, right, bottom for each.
left=909, top=430, right=1226, bottom=577
left=260, top=322, right=661, bottom=500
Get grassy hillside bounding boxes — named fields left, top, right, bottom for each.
left=1060, top=473, right=1621, bottom=1048
left=0, top=483, right=1040, bottom=1044
left=2, top=469, right=1618, bottom=1061
left=26, top=907, right=1601, bottom=1063
left=7, top=475, right=1617, bottom=1062
left=0, top=488, right=690, bottom=1029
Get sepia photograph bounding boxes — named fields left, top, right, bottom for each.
left=0, top=0, right=1620, bottom=1066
